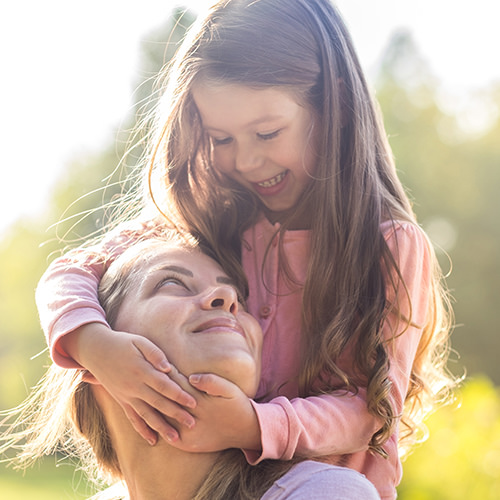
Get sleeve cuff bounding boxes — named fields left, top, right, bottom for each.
left=50, top=308, right=110, bottom=368
left=242, top=397, right=292, bottom=464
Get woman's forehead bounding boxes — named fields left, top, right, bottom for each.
left=135, top=245, right=224, bottom=280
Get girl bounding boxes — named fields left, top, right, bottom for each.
left=3, top=236, right=380, bottom=499
left=35, top=1, right=457, bottom=498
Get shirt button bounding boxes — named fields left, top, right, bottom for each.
left=260, top=305, right=272, bottom=318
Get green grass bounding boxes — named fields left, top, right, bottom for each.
left=0, top=456, right=92, bottom=500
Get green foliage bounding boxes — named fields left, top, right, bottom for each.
left=0, top=456, right=89, bottom=499
left=1, top=9, right=500, bottom=500
left=398, top=376, right=500, bottom=499
left=375, top=31, right=500, bottom=382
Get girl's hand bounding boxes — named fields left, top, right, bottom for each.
left=62, top=323, right=197, bottom=445
left=165, top=370, right=262, bottom=453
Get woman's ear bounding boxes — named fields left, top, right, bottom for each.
left=81, top=370, right=101, bottom=385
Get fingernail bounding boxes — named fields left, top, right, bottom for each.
left=190, top=374, right=201, bottom=384
left=159, top=360, right=170, bottom=371
left=148, top=438, right=156, bottom=446
left=185, top=397, right=197, bottom=409
left=166, top=432, right=178, bottom=443
left=184, top=419, right=195, bottom=429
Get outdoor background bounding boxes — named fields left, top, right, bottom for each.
left=1, top=1, right=499, bottom=499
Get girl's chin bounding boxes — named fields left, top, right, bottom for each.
left=262, top=206, right=312, bottom=229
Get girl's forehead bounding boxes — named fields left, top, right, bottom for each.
left=192, top=83, right=304, bottom=129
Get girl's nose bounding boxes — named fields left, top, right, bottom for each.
left=235, top=144, right=263, bottom=173
left=201, top=285, right=239, bottom=314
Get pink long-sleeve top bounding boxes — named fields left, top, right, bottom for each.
left=36, top=216, right=431, bottom=500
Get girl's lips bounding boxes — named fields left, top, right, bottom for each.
left=251, top=171, right=288, bottom=196
left=193, top=317, right=245, bottom=337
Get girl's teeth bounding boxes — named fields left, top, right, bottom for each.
left=258, top=172, right=285, bottom=188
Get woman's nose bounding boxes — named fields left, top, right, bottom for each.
left=201, top=285, right=239, bottom=314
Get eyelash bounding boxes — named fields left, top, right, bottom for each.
left=211, top=129, right=281, bottom=146
left=212, top=136, right=232, bottom=146
left=155, top=275, right=188, bottom=291
left=257, top=129, right=281, bottom=141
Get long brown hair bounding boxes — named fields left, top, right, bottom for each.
left=1, top=236, right=297, bottom=498
left=131, top=0, right=457, bottom=457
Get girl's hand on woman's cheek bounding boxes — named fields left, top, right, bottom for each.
left=77, top=327, right=198, bottom=446
left=164, top=372, right=261, bottom=453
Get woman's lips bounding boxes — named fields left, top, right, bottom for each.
left=193, top=317, right=245, bottom=337
left=251, top=171, right=288, bottom=196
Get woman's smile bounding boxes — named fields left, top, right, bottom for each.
left=192, top=315, right=246, bottom=337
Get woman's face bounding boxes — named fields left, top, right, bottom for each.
left=113, top=246, right=263, bottom=397
left=192, top=83, right=319, bottom=222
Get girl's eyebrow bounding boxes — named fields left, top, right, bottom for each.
left=203, top=115, right=285, bottom=133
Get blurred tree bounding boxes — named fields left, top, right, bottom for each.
left=1, top=9, right=500, bottom=500
left=45, top=7, right=196, bottom=247
left=0, top=7, right=195, bottom=410
left=375, top=30, right=500, bottom=382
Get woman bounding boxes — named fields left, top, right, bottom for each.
left=2, top=234, right=379, bottom=499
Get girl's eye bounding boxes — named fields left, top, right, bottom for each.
left=211, top=136, right=233, bottom=146
left=257, top=129, right=281, bottom=141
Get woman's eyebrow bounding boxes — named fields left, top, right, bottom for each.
left=157, top=265, right=194, bottom=277
left=216, top=276, right=236, bottom=286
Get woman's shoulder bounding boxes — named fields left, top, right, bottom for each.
left=87, top=481, right=128, bottom=500
left=261, top=461, right=379, bottom=499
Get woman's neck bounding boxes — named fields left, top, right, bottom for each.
left=93, top=386, right=220, bottom=500
left=118, top=441, right=220, bottom=500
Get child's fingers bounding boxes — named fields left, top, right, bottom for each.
left=141, top=390, right=196, bottom=430
left=121, top=405, right=160, bottom=446
left=189, top=373, right=237, bottom=398
left=149, top=367, right=197, bottom=409
left=123, top=402, right=186, bottom=445
left=133, top=337, right=171, bottom=373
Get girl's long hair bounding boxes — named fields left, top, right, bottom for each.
left=140, top=0, right=457, bottom=457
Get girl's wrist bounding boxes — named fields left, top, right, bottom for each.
left=60, top=322, right=111, bottom=367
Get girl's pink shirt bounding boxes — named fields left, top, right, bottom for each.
left=36, top=217, right=431, bottom=500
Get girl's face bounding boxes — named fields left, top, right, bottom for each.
left=113, top=246, right=263, bottom=397
left=193, top=83, right=319, bottom=223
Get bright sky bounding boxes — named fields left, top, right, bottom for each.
left=1, top=0, right=498, bottom=236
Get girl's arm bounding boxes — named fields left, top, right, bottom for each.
left=35, top=218, right=197, bottom=444
left=243, top=223, right=431, bottom=463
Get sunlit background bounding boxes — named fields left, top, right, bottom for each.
left=1, top=1, right=500, bottom=498
left=1, top=0, right=499, bottom=235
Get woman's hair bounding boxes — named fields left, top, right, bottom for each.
left=130, top=0, right=458, bottom=457
left=1, top=235, right=296, bottom=498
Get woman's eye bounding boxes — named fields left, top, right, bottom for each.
left=257, top=129, right=281, bottom=141
left=211, top=136, right=233, bottom=146
left=155, top=276, right=188, bottom=291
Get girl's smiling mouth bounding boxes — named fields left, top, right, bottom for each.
left=252, top=171, right=288, bottom=196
